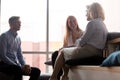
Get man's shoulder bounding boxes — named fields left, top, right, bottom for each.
left=0, top=31, right=11, bottom=41
left=0, top=33, right=6, bottom=38
left=0, top=31, right=9, bottom=37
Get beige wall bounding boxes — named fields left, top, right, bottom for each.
left=101, top=0, right=120, bottom=32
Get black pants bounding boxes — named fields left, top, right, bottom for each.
left=52, top=51, right=63, bottom=80
left=0, top=62, right=41, bottom=80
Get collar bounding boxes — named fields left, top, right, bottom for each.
left=9, top=29, right=18, bottom=37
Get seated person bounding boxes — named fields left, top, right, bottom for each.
left=49, top=2, right=108, bottom=80
left=52, top=15, right=83, bottom=80
left=0, top=16, right=40, bottom=80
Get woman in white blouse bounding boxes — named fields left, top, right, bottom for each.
left=51, top=15, right=83, bottom=80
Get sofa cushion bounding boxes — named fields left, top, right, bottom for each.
left=107, top=32, right=120, bottom=40
left=65, top=56, right=105, bottom=66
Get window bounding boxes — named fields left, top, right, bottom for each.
left=1, top=0, right=120, bottom=74
left=1, top=0, right=48, bottom=73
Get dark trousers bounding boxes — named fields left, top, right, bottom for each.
left=52, top=51, right=63, bottom=80
left=0, top=62, right=41, bottom=80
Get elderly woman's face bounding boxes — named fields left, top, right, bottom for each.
left=86, top=8, right=92, bottom=21
left=67, top=16, right=78, bottom=30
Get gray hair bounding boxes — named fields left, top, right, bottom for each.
left=9, top=16, right=20, bottom=24
left=87, top=2, right=105, bottom=21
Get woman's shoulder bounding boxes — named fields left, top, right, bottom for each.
left=88, top=18, right=103, bottom=26
left=90, top=18, right=102, bottom=22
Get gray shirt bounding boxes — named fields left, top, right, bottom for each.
left=0, top=30, right=25, bottom=66
left=79, top=18, right=108, bottom=49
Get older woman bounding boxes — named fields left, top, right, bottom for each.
left=49, top=2, right=108, bottom=80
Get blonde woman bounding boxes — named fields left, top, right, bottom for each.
left=51, top=15, right=83, bottom=80
left=63, top=16, right=83, bottom=47
left=49, top=2, right=108, bottom=80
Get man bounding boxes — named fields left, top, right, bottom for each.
left=0, top=16, right=40, bottom=80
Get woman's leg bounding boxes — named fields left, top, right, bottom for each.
left=52, top=51, right=59, bottom=68
left=71, top=45, right=102, bottom=59
left=49, top=50, right=65, bottom=80
left=52, top=51, right=63, bottom=80
left=60, top=66, right=69, bottom=80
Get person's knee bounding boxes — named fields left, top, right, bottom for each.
left=9, top=65, right=22, bottom=74
left=52, top=51, right=59, bottom=67
left=52, top=51, right=58, bottom=59
left=31, top=67, right=41, bottom=75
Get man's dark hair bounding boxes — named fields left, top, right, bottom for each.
left=8, top=16, right=20, bottom=24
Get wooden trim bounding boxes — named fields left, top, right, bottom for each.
left=103, top=38, right=120, bottom=57
left=108, top=38, right=120, bottom=43
left=71, top=66, right=120, bottom=73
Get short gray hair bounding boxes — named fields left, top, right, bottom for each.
left=9, top=16, right=20, bottom=24
left=87, top=2, right=105, bottom=21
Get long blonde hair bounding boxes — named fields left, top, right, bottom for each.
left=63, top=16, right=82, bottom=47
